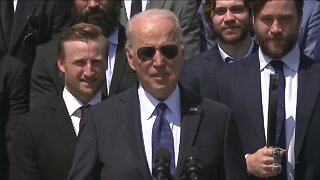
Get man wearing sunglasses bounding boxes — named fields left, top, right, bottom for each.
left=68, top=9, right=247, bottom=180
left=30, top=0, right=137, bottom=110
left=180, top=0, right=258, bottom=94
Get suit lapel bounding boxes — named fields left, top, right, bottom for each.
left=175, top=86, right=202, bottom=176
left=241, top=54, right=266, bottom=145
left=119, top=1, right=128, bottom=27
left=295, top=55, right=320, bottom=160
left=123, top=86, right=151, bottom=179
left=8, top=0, right=39, bottom=52
left=109, top=24, right=127, bottom=96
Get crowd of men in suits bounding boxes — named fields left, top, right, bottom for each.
left=1, top=0, right=320, bottom=180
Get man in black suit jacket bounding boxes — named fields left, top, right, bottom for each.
left=68, top=9, right=247, bottom=180
left=30, top=0, right=137, bottom=110
left=0, top=0, right=73, bottom=73
left=203, top=0, right=320, bottom=179
left=9, top=23, right=108, bottom=180
left=180, top=0, right=258, bottom=94
left=0, top=55, right=29, bottom=180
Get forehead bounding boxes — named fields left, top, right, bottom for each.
left=215, top=0, right=245, bottom=7
left=257, top=0, right=297, bottom=17
left=74, top=0, right=113, bottom=8
left=132, top=18, right=178, bottom=46
left=63, top=40, right=105, bottom=57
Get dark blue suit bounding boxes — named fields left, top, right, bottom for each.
left=180, top=42, right=258, bottom=94
left=67, top=85, right=248, bottom=180
left=203, top=52, right=320, bottom=179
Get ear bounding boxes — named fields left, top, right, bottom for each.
left=126, top=47, right=136, bottom=71
left=57, top=57, right=66, bottom=74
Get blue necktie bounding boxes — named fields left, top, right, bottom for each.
left=270, top=60, right=287, bottom=179
left=152, top=103, right=175, bottom=176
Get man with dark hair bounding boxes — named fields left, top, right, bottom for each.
left=180, top=0, right=258, bottom=94
left=30, top=0, right=137, bottom=110
left=10, top=23, right=108, bottom=180
left=203, top=0, right=320, bottom=179
left=68, top=9, right=247, bottom=180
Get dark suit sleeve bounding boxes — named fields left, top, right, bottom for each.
left=200, top=70, right=220, bottom=101
left=4, top=57, right=29, bottom=149
left=224, top=111, right=248, bottom=179
left=9, top=114, right=40, bottom=180
left=314, top=37, right=320, bottom=61
left=50, top=1, right=73, bottom=39
left=180, top=0, right=201, bottom=58
left=30, top=45, right=59, bottom=110
left=68, top=110, right=100, bottom=180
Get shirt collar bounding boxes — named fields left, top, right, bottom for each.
left=108, top=24, right=119, bottom=45
left=138, top=84, right=181, bottom=121
left=218, top=39, right=255, bottom=62
left=63, top=87, right=102, bottom=117
left=259, top=43, right=300, bottom=72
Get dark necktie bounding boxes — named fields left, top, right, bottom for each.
left=269, top=60, right=287, bottom=179
left=0, top=0, right=14, bottom=45
left=225, top=57, right=235, bottom=64
left=79, top=104, right=91, bottom=130
left=130, top=0, right=142, bottom=18
left=152, top=103, right=175, bottom=176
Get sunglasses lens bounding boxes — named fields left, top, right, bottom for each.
left=160, top=45, right=178, bottom=59
left=137, top=47, right=156, bottom=61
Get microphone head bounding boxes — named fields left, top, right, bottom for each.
left=183, top=147, right=202, bottom=179
left=152, top=148, right=171, bottom=179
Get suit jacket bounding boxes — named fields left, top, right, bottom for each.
left=314, top=36, right=320, bottom=61
left=0, top=0, right=72, bottom=72
left=67, top=85, right=248, bottom=180
left=0, top=55, right=29, bottom=180
left=202, top=52, right=320, bottom=179
left=298, top=0, right=320, bottom=58
left=120, top=0, right=200, bottom=59
left=180, top=42, right=259, bottom=94
left=9, top=97, right=77, bottom=180
left=30, top=24, right=137, bottom=110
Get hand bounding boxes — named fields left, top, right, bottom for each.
left=246, top=146, right=286, bottom=178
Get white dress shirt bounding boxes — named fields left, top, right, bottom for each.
left=260, top=44, right=300, bottom=180
left=62, top=88, right=102, bottom=136
left=124, top=0, right=148, bottom=20
left=138, top=84, right=181, bottom=173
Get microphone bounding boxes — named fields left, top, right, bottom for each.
left=152, top=148, right=171, bottom=180
left=183, top=147, right=202, bottom=180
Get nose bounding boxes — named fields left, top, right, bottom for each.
left=83, top=62, right=95, bottom=77
left=153, top=49, right=165, bottom=67
left=88, top=0, right=99, bottom=9
left=270, top=19, right=282, bottom=33
left=224, top=10, right=235, bottom=22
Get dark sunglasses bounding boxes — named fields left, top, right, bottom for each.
left=23, top=14, right=40, bottom=50
left=136, top=44, right=179, bottom=61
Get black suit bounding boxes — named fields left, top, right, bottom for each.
left=30, top=24, right=137, bottom=110
left=0, top=55, right=29, bottom=180
left=203, top=52, right=320, bottom=179
left=9, top=97, right=77, bottom=180
left=180, top=42, right=259, bottom=94
left=0, top=0, right=72, bottom=72
left=67, top=85, right=248, bottom=180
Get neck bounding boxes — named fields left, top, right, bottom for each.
left=218, top=34, right=252, bottom=60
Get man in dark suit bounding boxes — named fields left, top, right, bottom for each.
left=0, top=54, right=29, bottom=180
left=314, top=36, right=320, bottom=61
left=0, top=0, right=73, bottom=74
left=203, top=0, right=320, bottom=179
left=9, top=23, right=108, bottom=180
left=119, top=0, right=200, bottom=59
left=180, top=0, right=258, bottom=94
left=67, top=9, right=247, bottom=180
left=30, top=0, right=137, bottom=110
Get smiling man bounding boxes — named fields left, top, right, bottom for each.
left=9, top=23, right=107, bottom=180
left=180, top=0, right=258, bottom=94
left=67, top=9, right=247, bottom=180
